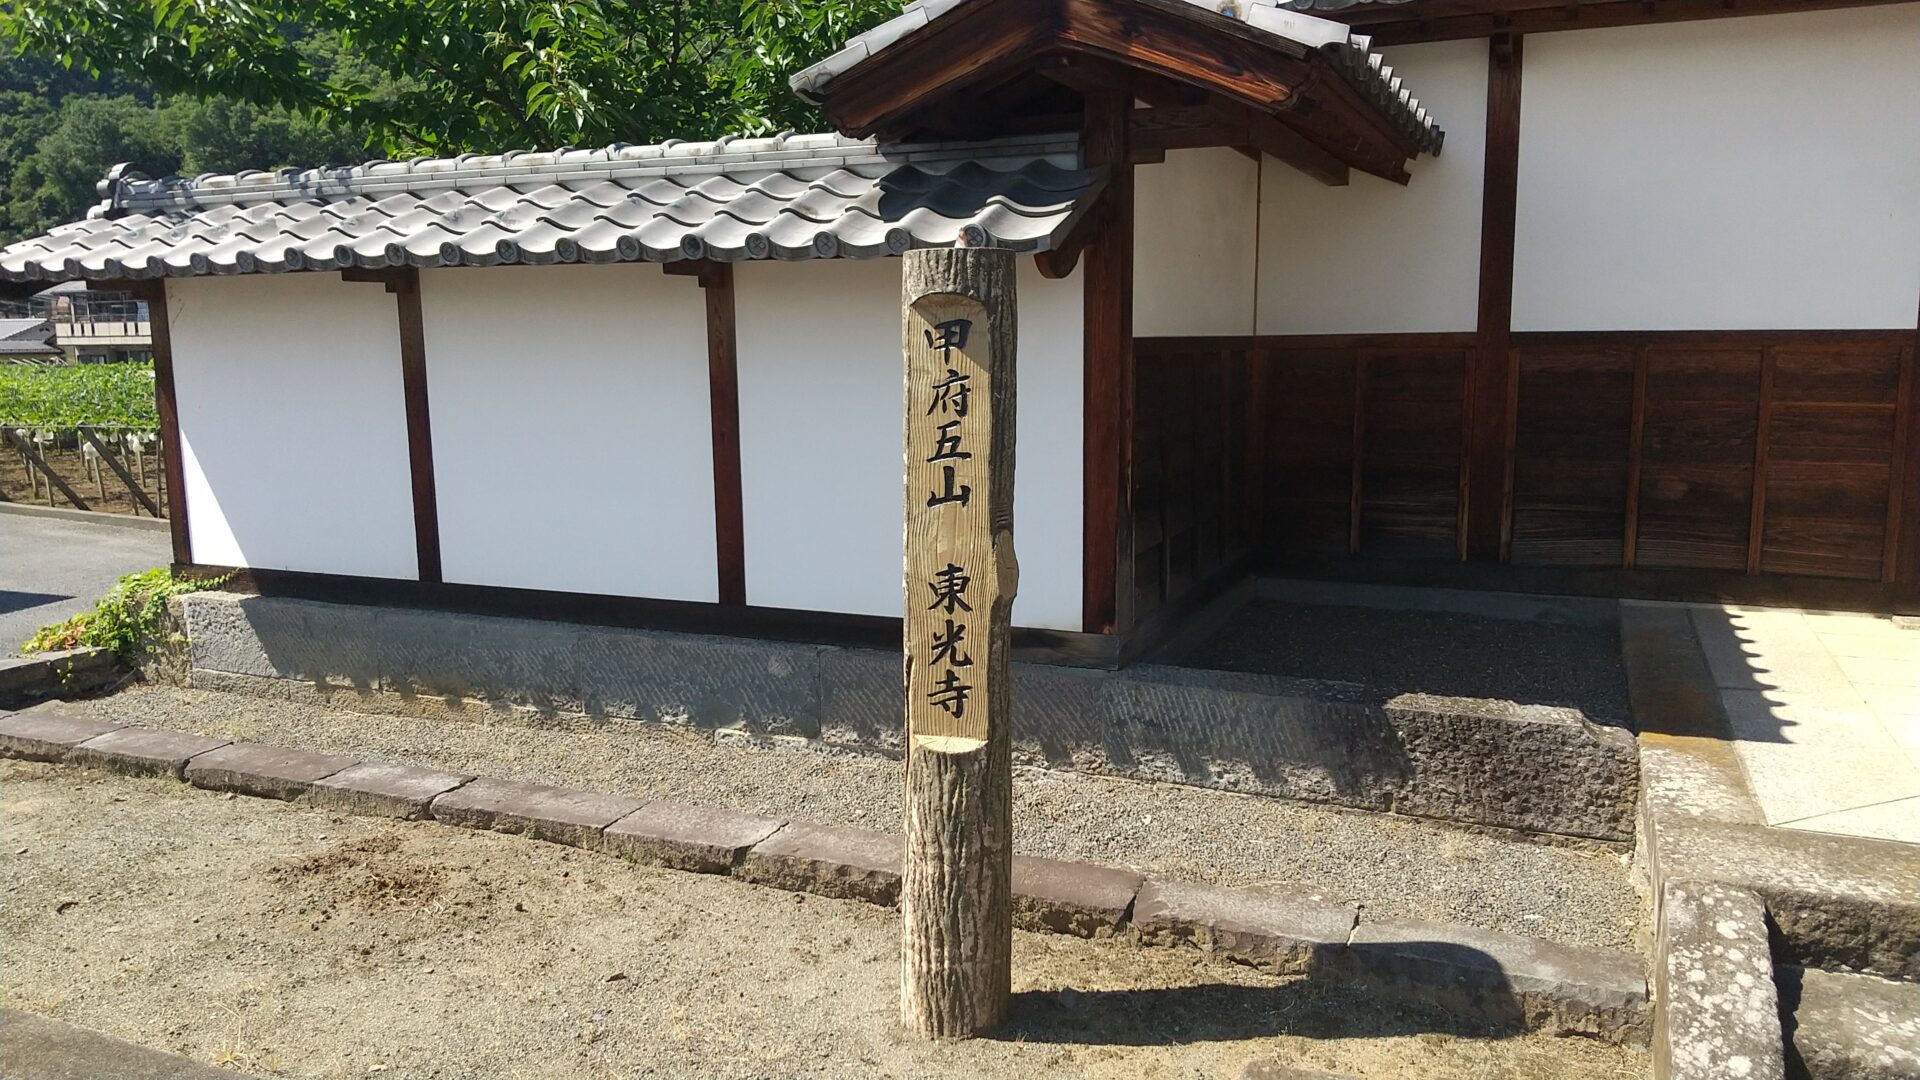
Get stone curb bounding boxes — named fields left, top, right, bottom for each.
left=429, top=776, right=645, bottom=851
left=0, top=500, right=171, bottom=532
left=67, top=726, right=231, bottom=779
left=308, top=762, right=475, bottom=820
left=184, top=742, right=361, bottom=801
left=0, top=648, right=123, bottom=709
left=2, top=713, right=1652, bottom=1046
left=0, top=703, right=124, bottom=760
left=1132, top=878, right=1357, bottom=975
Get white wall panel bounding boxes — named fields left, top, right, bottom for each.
left=1514, top=6, right=1920, bottom=331
left=1135, top=146, right=1259, bottom=336
left=736, top=258, right=1083, bottom=629
left=1256, top=39, right=1490, bottom=334
left=420, top=265, right=717, bottom=601
left=167, top=274, right=417, bottom=578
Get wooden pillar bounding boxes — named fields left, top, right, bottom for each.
left=1464, top=33, right=1523, bottom=561
left=344, top=267, right=441, bottom=582
left=667, top=260, right=748, bottom=604
left=123, top=279, right=191, bottom=565
left=1082, top=89, right=1136, bottom=632
left=1891, top=311, right=1919, bottom=585
left=900, top=246, right=1017, bottom=1039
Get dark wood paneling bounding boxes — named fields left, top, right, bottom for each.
left=1637, top=346, right=1761, bottom=571
left=1465, top=33, right=1521, bottom=560
left=1362, top=347, right=1467, bottom=556
left=1131, top=343, right=1249, bottom=619
left=1508, top=344, right=1633, bottom=566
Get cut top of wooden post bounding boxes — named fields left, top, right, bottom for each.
left=903, top=250, right=1018, bottom=746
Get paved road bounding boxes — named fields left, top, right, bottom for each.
left=1, top=1008, right=249, bottom=1080
left=0, top=510, right=171, bottom=656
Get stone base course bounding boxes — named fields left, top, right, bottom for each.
left=602, top=801, right=784, bottom=874
left=1345, top=916, right=1652, bottom=1043
left=1011, top=855, right=1141, bottom=937
left=1132, top=878, right=1357, bottom=975
left=307, top=762, right=474, bottom=820
left=183, top=742, right=360, bottom=801
left=4, top=709, right=1653, bottom=1047
left=735, top=822, right=903, bottom=905
left=66, top=727, right=230, bottom=779
left=429, top=776, right=644, bottom=850
left=0, top=648, right=122, bottom=709
left=176, top=591, right=1639, bottom=842
left=0, top=704, right=123, bottom=760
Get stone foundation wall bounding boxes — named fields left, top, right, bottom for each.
left=175, top=592, right=1640, bottom=841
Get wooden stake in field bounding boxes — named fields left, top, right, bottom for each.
left=900, top=245, right=1017, bottom=1038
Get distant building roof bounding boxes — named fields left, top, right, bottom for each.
left=0, top=133, right=1103, bottom=284
left=0, top=317, right=58, bottom=356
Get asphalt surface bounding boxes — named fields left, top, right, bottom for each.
left=0, top=509, right=171, bottom=656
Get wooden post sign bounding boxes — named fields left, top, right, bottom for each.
left=900, top=246, right=1018, bottom=1038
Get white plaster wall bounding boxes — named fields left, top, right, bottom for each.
left=735, top=258, right=1083, bottom=629
left=167, top=274, right=417, bottom=578
left=1513, top=6, right=1920, bottom=331
left=419, top=265, right=717, bottom=601
left=1135, top=146, right=1260, bottom=336
left=1256, top=39, right=1490, bottom=334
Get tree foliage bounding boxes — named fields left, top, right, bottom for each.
left=4, top=0, right=898, bottom=155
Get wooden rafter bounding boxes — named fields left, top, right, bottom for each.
left=1348, top=0, right=1912, bottom=44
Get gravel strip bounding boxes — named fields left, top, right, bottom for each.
left=2, top=760, right=1648, bottom=1080
left=1182, top=599, right=1634, bottom=726
left=71, top=683, right=1647, bottom=950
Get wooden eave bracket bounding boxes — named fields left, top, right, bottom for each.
left=1127, top=100, right=1352, bottom=186
left=340, top=266, right=418, bottom=294
left=662, top=258, right=731, bottom=290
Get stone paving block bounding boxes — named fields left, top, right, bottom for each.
left=1239, top=1063, right=1359, bottom=1080
left=602, top=801, right=785, bottom=874
left=1131, top=878, right=1356, bottom=974
left=307, top=762, right=474, bottom=820
left=735, top=822, right=902, bottom=905
left=1012, top=855, right=1141, bottom=937
left=1781, top=966, right=1920, bottom=1080
left=68, top=727, right=230, bottom=779
left=0, top=648, right=122, bottom=708
left=0, top=704, right=123, bottom=761
left=1654, top=881, right=1784, bottom=1080
left=1345, top=916, right=1651, bottom=1044
left=429, top=776, right=644, bottom=850
left=184, top=742, right=360, bottom=801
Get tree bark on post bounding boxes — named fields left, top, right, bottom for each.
left=900, top=245, right=1017, bottom=1038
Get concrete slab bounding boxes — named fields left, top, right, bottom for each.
left=734, top=822, right=901, bottom=905
left=1652, top=881, right=1784, bottom=1080
left=1011, top=855, right=1141, bottom=937
left=66, top=727, right=229, bottom=779
left=0, top=1008, right=250, bottom=1080
left=307, top=761, right=473, bottom=819
left=601, top=801, right=784, bottom=874
left=1131, top=878, right=1356, bottom=975
left=182, top=742, right=359, bottom=801
left=1782, top=966, right=1920, bottom=1080
left=1786, top=797, right=1920, bottom=846
left=429, top=776, right=643, bottom=850
left=0, top=704, right=123, bottom=761
left=1345, top=916, right=1650, bottom=1043
left=1720, top=690, right=1920, bottom=826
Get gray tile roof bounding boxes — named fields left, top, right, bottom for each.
left=0, top=132, right=1103, bottom=283
left=793, top=0, right=1441, bottom=155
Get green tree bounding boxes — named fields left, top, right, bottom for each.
left=3, top=0, right=899, bottom=157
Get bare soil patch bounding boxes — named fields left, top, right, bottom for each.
left=2, top=759, right=1647, bottom=1079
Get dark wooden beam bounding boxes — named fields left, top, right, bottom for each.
left=1081, top=89, right=1136, bottom=635
left=118, top=279, right=191, bottom=563
left=1464, top=33, right=1522, bottom=561
left=1354, top=0, right=1911, bottom=45
left=1127, top=101, right=1350, bottom=186
left=683, top=263, right=748, bottom=605
left=342, top=267, right=442, bottom=582
left=1894, top=301, right=1920, bottom=586
left=816, top=0, right=1058, bottom=138
left=1746, top=348, right=1777, bottom=575
left=1244, top=113, right=1351, bottom=188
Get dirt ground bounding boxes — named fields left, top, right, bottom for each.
left=0, top=760, right=1648, bottom=1080
left=2, top=443, right=170, bottom=518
